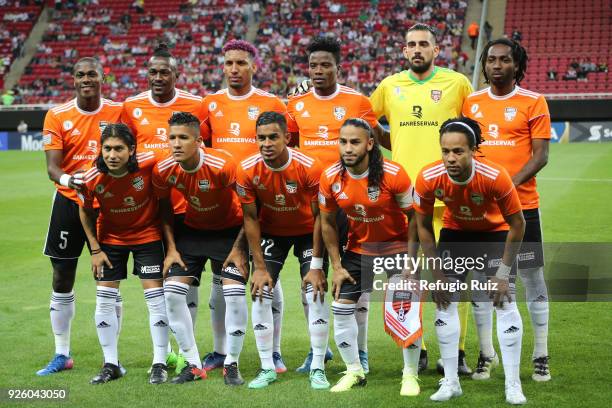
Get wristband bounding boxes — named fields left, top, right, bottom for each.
left=310, top=256, right=324, bottom=270
left=91, top=248, right=102, bottom=255
left=59, top=173, right=71, bottom=187
left=495, top=262, right=512, bottom=280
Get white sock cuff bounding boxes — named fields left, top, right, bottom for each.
left=332, top=301, right=355, bottom=315
left=223, top=284, right=246, bottom=299
left=144, top=287, right=165, bottom=300
left=212, top=273, right=223, bottom=286
left=52, top=291, right=75, bottom=303
left=96, top=287, right=119, bottom=299
left=164, top=281, right=190, bottom=295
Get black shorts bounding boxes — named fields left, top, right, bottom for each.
left=336, top=209, right=349, bottom=255
left=96, top=241, right=164, bottom=281
left=222, top=233, right=325, bottom=286
left=168, top=225, right=240, bottom=286
left=437, top=228, right=517, bottom=281
left=43, top=191, right=90, bottom=259
left=338, top=250, right=406, bottom=302
left=518, top=208, right=544, bottom=269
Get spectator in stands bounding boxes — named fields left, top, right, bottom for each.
left=569, top=58, right=579, bottom=71
left=2, top=89, right=15, bottom=106
left=563, top=67, right=577, bottom=81
left=468, top=21, right=479, bottom=49
left=598, top=60, right=608, bottom=73
left=511, top=27, right=522, bottom=42
left=547, top=68, right=557, bottom=81
left=576, top=68, right=588, bottom=82
left=484, top=21, right=493, bottom=42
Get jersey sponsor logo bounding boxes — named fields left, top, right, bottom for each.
left=124, top=196, right=136, bottom=207
left=504, top=107, right=517, bottom=122
left=367, top=186, right=380, bottom=202
left=247, top=106, right=259, bottom=120
left=133, top=108, right=142, bottom=118
left=132, top=176, right=144, bottom=191
left=155, top=128, right=168, bottom=142
left=431, top=90, right=442, bottom=103
left=87, top=140, right=97, bottom=154
left=295, top=101, right=305, bottom=111
left=487, top=124, right=499, bottom=139
left=332, top=182, right=341, bottom=193
left=198, top=179, right=210, bottom=192
left=411, top=105, right=423, bottom=119
left=190, top=195, right=200, bottom=207
left=229, top=122, right=240, bottom=136
left=354, top=204, right=367, bottom=217
left=470, top=192, right=483, bottom=205
left=141, top=265, right=161, bottom=274
left=285, top=180, right=297, bottom=194
left=63, top=120, right=73, bottom=131
left=460, top=205, right=472, bottom=216
left=275, top=194, right=286, bottom=206
left=95, top=184, right=105, bottom=194
left=399, top=120, right=438, bottom=127
left=208, top=102, right=217, bottom=111
left=333, top=106, right=346, bottom=120
left=144, top=143, right=168, bottom=149
left=316, top=125, right=329, bottom=139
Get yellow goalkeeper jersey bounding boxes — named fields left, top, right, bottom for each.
left=370, top=66, right=473, bottom=185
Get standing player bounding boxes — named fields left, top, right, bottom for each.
left=463, top=38, right=551, bottom=382
left=319, top=119, right=420, bottom=395
left=152, top=112, right=247, bottom=384
left=414, top=118, right=527, bottom=404
left=38, top=58, right=123, bottom=376
left=122, top=43, right=208, bottom=371
left=370, top=23, right=474, bottom=373
left=235, top=112, right=330, bottom=390
left=79, top=124, right=169, bottom=384
left=201, top=39, right=288, bottom=372
left=286, top=36, right=380, bottom=373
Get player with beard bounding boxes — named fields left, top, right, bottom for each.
left=370, top=23, right=473, bottom=374
left=121, top=43, right=207, bottom=373
left=463, top=38, right=551, bottom=383
left=38, top=58, right=123, bottom=376
left=200, top=40, right=288, bottom=372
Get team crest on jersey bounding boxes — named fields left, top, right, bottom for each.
left=132, top=176, right=144, bottom=191
left=198, top=179, right=210, bottom=192
left=470, top=192, right=484, bottom=205
left=95, top=184, right=105, bottom=194
left=333, top=106, right=346, bottom=121
left=431, top=90, right=442, bottom=103
left=133, top=108, right=142, bottom=119
left=63, top=120, right=73, bottom=131
left=236, top=185, right=246, bottom=197
left=253, top=175, right=260, bottom=185
left=124, top=196, right=136, bottom=207
left=285, top=180, right=298, bottom=194
left=434, top=188, right=444, bottom=199
left=208, top=102, right=217, bottom=111
left=99, top=121, right=109, bottom=132
left=168, top=175, right=177, bottom=185
left=367, top=186, right=380, bottom=202
left=295, top=101, right=305, bottom=111
left=247, top=106, right=260, bottom=120
left=504, top=107, right=517, bottom=122
left=275, top=194, right=286, bottom=206
left=354, top=204, right=367, bottom=217
left=332, top=182, right=341, bottom=193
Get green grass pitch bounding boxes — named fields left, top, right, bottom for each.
left=1, top=143, right=611, bottom=407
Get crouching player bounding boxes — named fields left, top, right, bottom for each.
left=319, top=118, right=421, bottom=395
left=152, top=112, right=248, bottom=385
left=414, top=117, right=527, bottom=404
left=78, top=124, right=169, bottom=384
left=236, top=111, right=330, bottom=390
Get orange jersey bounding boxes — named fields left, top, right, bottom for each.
left=79, top=151, right=161, bottom=246
left=236, top=148, right=322, bottom=236
left=43, top=98, right=123, bottom=203
left=414, top=158, right=522, bottom=232
left=462, top=86, right=551, bottom=209
left=122, top=89, right=206, bottom=213
left=152, top=148, right=243, bottom=231
left=319, top=159, right=413, bottom=255
left=286, top=85, right=379, bottom=168
left=201, top=87, right=288, bottom=162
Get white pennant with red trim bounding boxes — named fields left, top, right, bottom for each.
left=383, top=275, right=423, bottom=348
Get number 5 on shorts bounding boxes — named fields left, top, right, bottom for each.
left=59, top=231, right=69, bottom=250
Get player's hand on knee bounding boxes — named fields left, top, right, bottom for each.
left=331, top=267, right=355, bottom=301
left=163, top=248, right=186, bottom=279
left=288, top=79, right=312, bottom=97
left=489, top=277, right=511, bottom=307
left=302, top=268, right=328, bottom=302
left=223, top=247, right=249, bottom=280
left=432, top=288, right=452, bottom=310
left=91, top=251, right=112, bottom=280
left=250, top=267, right=273, bottom=302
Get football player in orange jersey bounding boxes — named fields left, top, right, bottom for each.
left=414, top=117, right=527, bottom=404
left=153, top=112, right=248, bottom=385
left=286, top=35, right=382, bottom=374
left=464, top=38, right=551, bottom=382
left=78, top=124, right=168, bottom=385
left=236, top=112, right=330, bottom=390
left=38, top=58, right=123, bottom=376
left=201, top=40, right=289, bottom=371
left=122, top=43, right=212, bottom=372
left=319, top=119, right=420, bottom=395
